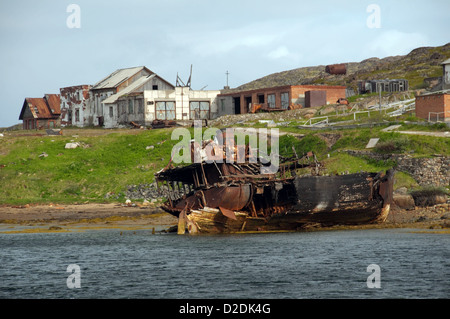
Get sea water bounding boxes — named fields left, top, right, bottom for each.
left=0, top=229, right=448, bottom=299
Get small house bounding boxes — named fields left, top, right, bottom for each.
left=415, top=92, right=450, bottom=121
left=19, top=94, right=61, bottom=130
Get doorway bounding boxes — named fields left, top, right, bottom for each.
left=233, top=97, right=241, bottom=114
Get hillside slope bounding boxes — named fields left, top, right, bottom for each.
left=236, top=43, right=450, bottom=92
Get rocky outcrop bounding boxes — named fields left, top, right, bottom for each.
left=345, top=150, right=450, bottom=187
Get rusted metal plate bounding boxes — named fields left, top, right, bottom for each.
left=202, top=185, right=251, bottom=211
left=219, top=206, right=237, bottom=220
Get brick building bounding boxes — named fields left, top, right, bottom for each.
left=217, top=85, right=346, bottom=115
left=415, top=92, right=450, bottom=121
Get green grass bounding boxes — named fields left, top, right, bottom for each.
left=0, top=123, right=448, bottom=205
left=320, top=153, right=393, bottom=174
left=279, top=134, right=327, bottom=158
left=0, top=129, right=179, bottom=205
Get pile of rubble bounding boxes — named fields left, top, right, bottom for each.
left=105, top=182, right=172, bottom=202
left=209, top=108, right=319, bottom=127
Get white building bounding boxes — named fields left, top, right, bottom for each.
left=59, top=65, right=221, bottom=128
left=60, top=85, right=92, bottom=127
left=90, top=66, right=174, bottom=128
left=104, top=81, right=221, bottom=126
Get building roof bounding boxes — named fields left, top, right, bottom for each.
left=91, top=66, right=150, bottom=90
left=102, top=74, right=156, bottom=104
left=442, top=58, right=450, bottom=65
left=19, top=95, right=61, bottom=120
left=44, top=94, right=61, bottom=115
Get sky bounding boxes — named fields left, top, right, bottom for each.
left=0, top=0, right=449, bottom=127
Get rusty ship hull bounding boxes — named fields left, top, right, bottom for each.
left=155, top=143, right=394, bottom=234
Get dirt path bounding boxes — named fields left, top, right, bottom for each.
left=397, top=131, right=450, bottom=138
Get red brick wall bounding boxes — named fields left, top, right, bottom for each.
left=415, top=94, right=450, bottom=121
left=219, top=85, right=346, bottom=113
left=290, top=85, right=346, bottom=106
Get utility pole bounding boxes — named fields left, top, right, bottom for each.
left=225, top=71, right=229, bottom=88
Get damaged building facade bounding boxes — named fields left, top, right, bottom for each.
left=19, top=94, right=61, bottom=130
left=89, top=66, right=175, bottom=128
left=357, top=79, right=409, bottom=94
left=217, top=85, right=347, bottom=114
left=102, top=74, right=221, bottom=126
left=60, top=85, right=92, bottom=127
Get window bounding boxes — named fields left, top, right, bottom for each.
left=75, top=109, right=80, bottom=122
left=155, top=101, right=175, bottom=120
left=190, top=101, right=210, bottom=120
left=267, top=94, right=276, bottom=108
left=152, top=85, right=158, bottom=90
left=138, top=99, right=144, bottom=113
left=128, top=99, right=134, bottom=114
left=281, top=92, right=289, bottom=109
left=109, top=106, right=113, bottom=118
left=220, top=99, right=225, bottom=112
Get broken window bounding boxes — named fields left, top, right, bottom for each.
left=128, top=99, right=134, bottom=114
left=138, top=99, right=144, bottom=113
left=75, top=109, right=80, bottom=122
left=155, top=101, right=175, bottom=120
left=109, top=106, right=113, bottom=118
left=258, top=94, right=265, bottom=103
left=281, top=92, right=289, bottom=109
left=268, top=94, right=276, bottom=108
left=190, top=101, right=210, bottom=120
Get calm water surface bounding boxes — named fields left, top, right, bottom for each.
left=0, top=229, right=448, bottom=299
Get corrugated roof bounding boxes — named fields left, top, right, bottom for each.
left=45, top=94, right=61, bottom=115
left=19, top=95, right=61, bottom=120
left=91, top=66, right=148, bottom=90
left=24, top=98, right=52, bottom=119
left=102, top=74, right=156, bottom=104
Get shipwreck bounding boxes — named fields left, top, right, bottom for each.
left=155, top=131, right=394, bottom=234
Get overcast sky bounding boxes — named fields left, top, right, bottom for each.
left=0, top=0, right=449, bottom=127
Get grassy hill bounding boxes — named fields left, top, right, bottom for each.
left=236, top=43, right=450, bottom=92
left=0, top=124, right=448, bottom=205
